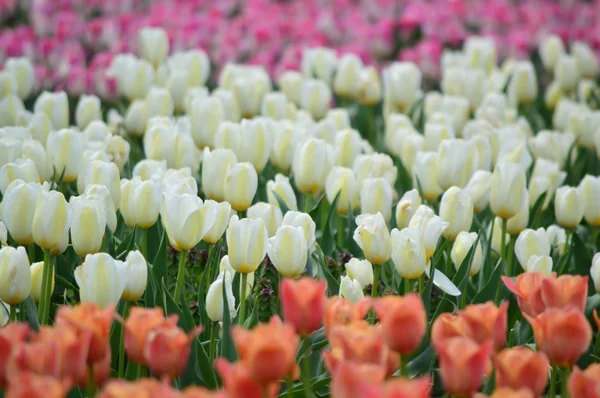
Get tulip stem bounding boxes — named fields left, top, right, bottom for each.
left=238, top=273, right=248, bottom=325
left=174, top=251, right=187, bottom=302
left=141, top=228, right=148, bottom=259
left=593, top=227, right=599, bottom=253
left=209, top=322, right=218, bottom=364
left=38, top=250, right=53, bottom=325
left=500, top=218, right=507, bottom=268
left=301, top=343, right=313, bottom=398
left=506, top=236, right=515, bottom=277
left=404, top=278, right=413, bottom=295
left=304, top=194, right=312, bottom=214
left=371, top=265, right=380, bottom=298
left=550, top=366, right=558, bottom=398
left=9, top=305, right=16, bottom=322
left=336, top=216, right=344, bottom=249
left=418, top=274, right=424, bottom=294
left=562, top=366, right=571, bottom=398
left=27, top=244, right=35, bottom=263
left=559, top=229, right=574, bottom=275
left=118, top=301, right=130, bottom=379
left=88, top=365, right=96, bottom=398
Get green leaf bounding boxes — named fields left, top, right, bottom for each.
left=151, top=227, right=169, bottom=288
left=194, top=338, right=219, bottom=388
left=271, top=191, right=291, bottom=215
left=528, top=192, right=547, bottom=229
left=319, top=191, right=341, bottom=256
left=220, top=270, right=238, bottom=362
left=23, top=295, right=40, bottom=332
left=407, top=345, right=435, bottom=376
left=421, top=262, right=435, bottom=315
left=115, top=229, right=136, bottom=260
left=346, top=205, right=362, bottom=257
left=472, top=257, right=503, bottom=304
left=313, top=245, right=340, bottom=295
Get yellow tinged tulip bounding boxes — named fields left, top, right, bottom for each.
left=202, top=148, right=238, bottom=202
left=451, top=231, right=483, bottom=276
left=267, top=174, right=298, bottom=211
left=75, top=253, right=125, bottom=308
left=161, top=193, right=217, bottom=251
left=325, top=167, right=360, bottom=215
left=224, top=162, right=258, bottom=212
left=69, top=197, right=106, bottom=257
left=1, top=180, right=45, bottom=245
left=122, top=250, right=148, bottom=302
left=30, top=261, right=53, bottom=303
left=226, top=215, right=268, bottom=274
left=353, top=212, right=391, bottom=265
left=554, top=186, right=585, bottom=228
left=247, top=202, right=283, bottom=238
left=202, top=200, right=233, bottom=244
left=391, top=227, right=427, bottom=279
left=490, top=163, right=527, bottom=220
left=32, top=190, right=70, bottom=252
left=267, top=225, right=308, bottom=277
left=0, top=246, right=31, bottom=305
left=439, top=186, right=474, bottom=241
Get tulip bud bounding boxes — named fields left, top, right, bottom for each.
left=0, top=158, right=40, bottom=195
left=206, top=273, right=236, bottom=322
left=219, top=256, right=255, bottom=300
left=465, top=170, right=492, bottom=213
left=33, top=91, right=69, bottom=130
left=169, top=50, right=210, bottom=87
left=223, top=162, right=258, bottom=212
left=202, top=200, right=232, bottom=244
left=545, top=224, right=566, bottom=256
left=27, top=112, right=51, bottom=147
left=4, top=57, right=34, bottom=100
left=413, top=151, right=443, bottom=201
left=423, top=122, right=454, bottom=152
left=237, top=118, right=272, bottom=173
left=145, top=87, right=173, bottom=118
left=123, top=100, right=148, bottom=137
left=506, top=196, right=529, bottom=236
left=539, top=35, right=565, bottom=72
left=247, top=202, right=283, bottom=238
left=19, top=140, right=49, bottom=183
left=383, top=62, right=421, bottom=112
left=280, top=278, right=326, bottom=337
left=334, top=129, right=361, bottom=168
left=110, top=56, right=155, bottom=100
left=507, top=62, right=538, bottom=106
left=75, top=95, right=101, bottom=131
left=439, top=187, right=474, bottom=241
left=578, top=175, right=600, bottom=226
left=270, top=121, right=305, bottom=173
left=451, top=231, right=483, bottom=276
left=0, top=246, right=31, bottom=305
left=106, top=136, right=130, bottom=172
left=300, top=79, right=331, bottom=120
left=69, top=197, right=107, bottom=257
left=554, top=186, right=584, bottom=228
left=555, top=54, right=580, bottom=92
left=30, top=261, right=53, bottom=303
left=122, top=251, right=148, bottom=302
left=490, top=164, right=527, bottom=219
left=144, top=322, right=198, bottom=381
left=292, top=138, right=331, bottom=195
left=278, top=71, right=304, bottom=105
left=301, top=47, right=337, bottom=84
left=74, top=253, right=125, bottom=308
left=357, top=67, right=382, bottom=106
left=46, top=128, right=84, bottom=183
left=281, top=211, right=316, bottom=248
left=232, top=77, right=263, bottom=119
left=161, top=194, right=216, bottom=251
left=391, top=227, right=427, bottom=279
left=591, top=253, right=600, bottom=293
left=0, top=95, right=24, bottom=126
left=267, top=174, right=298, bottom=211
left=353, top=153, right=397, bottom=188
left=360, top=178, right=393, bottom=223
left=190, top=97, right=224, bottom=149
left=267, top=225, right=308, bottom=277
left=0, top=70, right=17, bottom=99
left=201, top=148, right=237, bottom=202
left=139, top=27, right=169, bottom=67
left=515, top=228, right=551, bottom=271
left=120, top=178, right=162, bottom=229
left=394, top=189, right=421, bottom=229
left=32, top=190, right=70, bottom=252
left=572, top=41, right=600, bottom=79
left=398, top=133, right=424, bottom=176
left=436, top=139, right=478, bottom=190
left=227, top=216, right=268, bottom=274
left=334, top=54, right=363, bottom=99
left=353, top=212, right=391, bottom=265
left=261, top=92, right=289, bottom=120
left=339, top=276, right=364, bottom=303
left=526, top=255, right=553, bottom=276
left=344, top=258, right=373, bottom=289
left=409, top=205, right=449, bottom=260
left=214, top=121, right=242, bottom=155
left=325, top=167, right=360, bottom=215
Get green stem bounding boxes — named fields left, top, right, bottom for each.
left=205, top=245, right=215, bottom=293
left=495, top=219, right=508, bottom=303
left=238, top=273, right=248, bottom=325
left=141, top=228, right=148, bottom=259
left=445, top=244, right=453, bottom=277
left=460, top=282, right=467, bottom=309
left=27, top=244, right=35, bottom=263
left=304, top=194, right=312, bottom=214
left=87, top=365, right=96, bottom=397
left=399, top=354, right=408, bottom=377
left=562, top=366, right=571, bottom=398
left=418, top=274, right=424, bottom=294
left=506, top=236, right=515, bottom=277
left=404, top=278, right=413, bottom=295
left=209, top=322, right=218, bottom=364
left=18, top=302, right=24, bottom=322
left=118, top=301, right=130, bottom=379
left=174, top=251, right=187, bottom=302
left=559, top=229, right=574, bottom=275
left=550, top=366, right=558, bottom=398
left=593, top=227, right=599, bottom=253
left=371, top=265, right=380, bottom=298
left=9, top=305, right=16, bottom=322
left=595, top=334, right=600, bottom=357
left=301, top=344, right=313, bottom=398
left=38, top=250, right=53, bottom=325
left=286, top=377, right=294, bottom=393
left=336, top=215, right=345, bottom=249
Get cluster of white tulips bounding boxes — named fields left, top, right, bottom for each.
left=1, top=26, right=600, bottom=328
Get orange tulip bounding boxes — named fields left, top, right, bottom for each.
left=280, top=277, right=327, bottom=337
left=474, top=387, right=536, bottom=398
left=460, top=301, right=508, bottom=351
left=182, top=386, right=227, bottom=398
left=124, top=307, right=177, bottom=365
left=215, top=358, right=279, bottom=398
left=436, top=337, right=493, bottom=397
left=382, top=375, right=432, bottom=398
left=502, top=272, right=547, bottom=317
left=55, top=302, right=115, bottom=363
left=526, top=307, right=592, bottom=366
left=6, top=372, right=70, bottom=398
left=493, top=347, right=549, bottom=396
left=98, top=379, right=179, bottom=398
left=0, top=324, right=30, bottom=386
left=568, top=364, right=600, bottom=398
left=232, top=316, right=299, bottom=385
left=143, top=321, right=202, bottom=381
left=7, top=337, right=63, bottom=380
left=324, top=297, right=371, bottom=335
left=330, top=361, right=385, bottom=398
left=373, top=294, right=427, bottom=355
left=431, top=313, right=469, bottom=351
left=540, top=274, right=588, bottom=312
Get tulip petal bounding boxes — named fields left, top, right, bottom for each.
left=432, top=270, right=461, bottom=296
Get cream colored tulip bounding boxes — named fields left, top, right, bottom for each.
left=84, top=184, right=117, bottom=233
left=202, top=200, right=232, bottom=244
left=2, top=180, right=45, bottom=245
left=4, top=57, right=34, bottom=100
left=465, top=170, right=492, bottom=213
left=76, top=95, right=101, bottom=131
left=391, top=227, right=427, bottom=279
left=190, top=97, right=225, bottom=149
left=161, top=194, right=217, bottom=251
left=33, top=91, right=69, bottom=130
left=382, top=62, right=421, bottom=112
left=554, top=186, right=584, bottom=228
left=139, top=27, right=169, bottom=66
left=515, top=228, right=551, bottom=271
left=46, top=128, right=83, bottom=183
left=555, top=54, right=580, bottom=92
left=0, top=158, right=39, bottom=195
left=0, top=246, right=31, bottom=305
left=572, top=41, right=599, bottom=79
left=360, top=178, right=393, bottom=223
left=237, top=118, right=272, bottom=173
left=413, top=151, right=442, bottom=201
left=122, top=250, right=148, bottom=301
left=326, top=167, right=360, bottom=215
left=333, top=54, right=363, bottom=99
left=278, top=71, right=304, bottom=105
left=578, top=175, right=600, bottom=226
left=439, top=187, right=474, bottom=241
left=526, top=255, right=553, bottom=276
left=224, top=162, right=258, bottom=212
left=69, top=196, right=106, bottom=257
left=30, top=261, right=53, bottom=303
left=270, top=121, right=305, bottom=173
left=490, top=163, right=527, bottom=219
left=281, top=211, right=316, bottom=248
left=540, top=35, right=565, bottom=72
left=408, top=205, right=449, bottom=260
left=267, top=225, right=308, bottom=277
left=226, top=216, right=268, bottom=273
left=206, top=272, right=236, bottom=322
left=300, top=79, right=331, bottom=120
left=345, top=258, right=373, bottom=289
left=591, top=253, right=600, bottom=293
left=168, top=50, right=210, bottom=87
left=353, top=212, right=391, bottom=265
left=451, top=231, right=482, bottom=276
left=266, top=174, right=298, bottom=211
left=261, top=92, right=289, bottom=120
left=202, top=148, right=237, bottom=202
left=301, top=47, right=337, bottom=84
left=247, top=202, right=283, bottom=238
left=292, top=138, right=331, bottom=196
left=124, top=100, right=148, bottom=137
left=506, top=194, right=529, bottom=236
left=334, top=129, right=362, bottom=168
left=120, top=177, right=162, bottom=229
left=357, top=66, right=382, bottom=106
left=75, top=253, right=125, bottom=308
left=436, top=139, right=478, bottom=190
left=395, top=189, right=421, bottom=229
left=32, top=190, right=70, bottom=252
left=161, top=167, right=198, bottom=196
left=398, top=133, right=424, bottom=175
left=339, top=276, right=364, bottom=303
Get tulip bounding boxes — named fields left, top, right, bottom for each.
left=436, top=139, right=478, bottom=190
left=325, top=167, right=359, bottom=215
left=4, top=57, right=34, bottom=100
left=300, top=79, right=331, bottom=120
left=431, top=313, right=469, bottom=351
left=409, top=205, right=449, bottom=260
left=278, top=71, right=304, bottom=105
left=1, top=180, right=45, bottom=245
left=398, top=133, right=424, bottom=176
left=169, top=50, right=210, bottom=87
left=395, top=189, right=421, bottom=229
left=214, top=121, right=242, bottom=155
left=206, top=273, right=236, bottom=323
left=119, top=177, right=162, bottom=229
left=526, top=255, right=553, bottom=275
left=374, top=294, right=426, bottom=355
left=507, top=61, right=538, bottom=106
left=0, top=158, right=40, bottom=195
left=578, top=175, right=600, bottom=226
left=390, top=227, right=427, bottom=280
left=514, top=228, right=551, bottom=271
left=247, top=202, right=283, bottom=238
left=267, top=225, right=308, bottom=278
left=32, top=190, right=70, bottom=252
left=261, top=92, right=289, bottom=120
left=436, top=337, right=493, bottom=397
left=329, top=361, right=385, bottom=398
left=226, top=215, right=268, bottom=274
left=292, top=138, right=331, bottom=196
left=6, top=373, right=69, bottom=398
left=33, top=91, right=68, bottom=130
left=383, top=62, right=421, bottom=112
left=491, top=164, right=527, bottom=220
left=542, top=274, right=588, bottom=313
left=27, top=112, right=51, bottom=147
left=360, top=178, right=393, bottom=223
left=133, top=159, right=167, bottom=181
left=190, top=97, right=225, bottom=149
left=506, top=196, right=529, bottom=236
left=326, top=108, right=351, bottom=131
left=0, top=95, right=24, bottom=126
left=353, top=212, right=391, bottom=265
left=345, top=258, right=373, bottom=289
left=30, top=261, right=53, bottom=304
left=201, top=148, right=237, bottom=202
left=526, top=307, right=592, bottom=366
left=281, top=211, right=316, bottom=248
left=423, top=121, right=455, bottom=152
left=219, top=256, right=255, bottom=301
left=357, top=66, right=382, bottom=106
left=439, top=186, right=474, bottom=241
left=545, top=225, right=566, bottom=256
left=270, top=121, right=305, bottom=173
left=69, top=197, right=107, bottom=257
left=78, top=160, right=121, bottom=210
left=554, top=185, right=585, bottom=228
left=75, top=253, right=125, bottom=308
left=301, top=47, right=337, bottom=84
left=123, top=307, right=172, bottom=365
left=280, top=278, right=326, bottom=337
left=0, top=246, right=31, bottom=305
left=412, top=151, right=443, bottom=201
left=139, top=27, right=168, bottom=67
left=540, top=35, right=565, bottom=72
left=339, top=276, right=365, bottom=303
left=161, top=193, right=216, bottom=252
left=334, top=54, right=363, bottom=99
left=121, top=251, right=147, bottom=302
left=466, top=170, right=492, bottom=213
left=109, top=55, right=154, bottom=100
left=75, top=95, right=101, bottom=131
left=334, top=129, right=361, bottom=168
left=353, top=153, right=397, bottom=188
left=494, top=347, right=549, bottom=396
left=46, top=128, right=83, bottom=183
left=573, top=41, right=600, bottom=78
left=224, top=162, right=258, bottom=212
left=266, top=174, right=298, bottom=211
left=502, top=272, right=547, bottom=317
left=568, top=364, right=600, bottom=398
left=451, top=231, right=483, bottom=276
left=202, top=200, right=232, bottom=244
left=460, top=301, right=508, bottom=351
left=323, top=297, right=371, bottom=335
left=124, top=100, right=147, bottom=137
left=144, top=322, right=199, bottom=381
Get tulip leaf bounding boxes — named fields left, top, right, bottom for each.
left=528, top=192, right=547, bottom=229
left=193, top=338, right=219, bottom=388
left=116, top=229, right=136, bottom=260
left=585, top=294, right=600, bottom=316
left=471, top=257, right=503, bottom=304
left=346, top=205, right=362, bottom=257
left=393, top=155, right=413, bottom=196
left=23, top=295, right=40, bottom=332
left=271, top=191, right=291, bottom=215
left=313, top=244, right=340, bottom=295
left=220, top=270, right=238, bottom=362
left=319, top=191, right=340, bottom=256
left=421, top=262, right=435, bottom=315
left=151, top=227, right=168, bottom=288
left=572, top=231, right=594, bottom=289
left=407, top=345, right=435, bottom=376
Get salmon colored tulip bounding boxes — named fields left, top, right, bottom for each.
left=568, top=364, right=600, bottom=398
left=373, top=294, right=427, bottom=355
left=7, top=335, right=63, bottom=380
left=215, top=358, right=279, bottom=398
left=6, top=373, right=70, bottom=398
left=460, top=301, right=509, bottom=351
left=324, top=297, right=371, bottom=335
left=526, top=307, right=592, bottom=366
left=502, top=272, right=548, bottom=317
left=232, top=316, right=300, bottom=385
left=324, top=321, right=398, bottom=377
left=55, top=302, right=115, bottom=364
left=98, top=379, right=180, bottom=398
left=436, top=337, right=493, bottom=397
left=143, top=322, right=201, bottom=381
left=0, top=323, right=30, bottom=386
left=431, top=313, right=469, bottom=351
left=124, top=307, right=177, bottom=365
left=540, top=274, right=588, bottom=312
left=280, top=277, right=327, bottom=336
left=494, top=347, right=549, bottom=396
left=382, top=376, right=432, bottom=398
left=474, top=387, right=536, bottom=398
left=330, top=361, right=385, bottom=398
left=182, top=386, right=227, bottom=398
